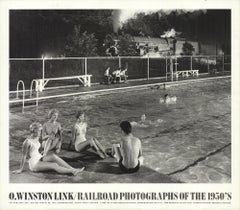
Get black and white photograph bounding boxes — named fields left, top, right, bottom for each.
left=0, top=0, right=240, bottom=209
left=9, top=8, right=231, bottom=183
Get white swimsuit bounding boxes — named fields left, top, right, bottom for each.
left=74, top=123, right=87, bottom=151
left=25, top=138, right=42, bottom=172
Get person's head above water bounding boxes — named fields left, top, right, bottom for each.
left=164, top=94, right=169, bottom=99
left=120, top=121, right=132, bottom=135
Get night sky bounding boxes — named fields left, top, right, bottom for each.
left=9, top=10, right=231, bottom=58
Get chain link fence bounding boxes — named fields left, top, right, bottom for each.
left=9, top=55, right=231, bottom=91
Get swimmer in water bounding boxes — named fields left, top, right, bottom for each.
left=69, top=111, right=107, bottom=159
left=159, top=94, right=177, bottom=104
left=131, top=114, right=163, bottom=128
left=12, top=122, right=84, bottom=175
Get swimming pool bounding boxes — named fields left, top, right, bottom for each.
left=9, top=76, right=231, bottom=183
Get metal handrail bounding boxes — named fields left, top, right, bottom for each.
left=30, top=79, right=39, bottom=111
left=16, top=80, right=25, bottom=113
left=30, top=79, right=38, bottom=98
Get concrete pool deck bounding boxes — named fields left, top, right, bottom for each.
left=9, top=72, right=230, bottom=104
left=10, top=148, right=180, bottom=183
left=9, top=73, right=231, bottom=183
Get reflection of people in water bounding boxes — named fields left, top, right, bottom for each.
left=159, top=94, right=177, bottom=105
left=131, top=114, right=163, bottom=128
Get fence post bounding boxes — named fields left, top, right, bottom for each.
left=85, top=57, right=88, bottom=75
left=207, top=56, right=209, bottom=73
left=119, top=56, right=121, bottom=68
left=215, top=55, right=217, bottom=73
left=175, top=56, right=178, bottom=74
left=147, top=55, right=150, bottom=80
left=165, top=56, right=168, bottom=81
left=42, top=57, right=45, bottom=80
left=36, top=90, right=39, bottom=112
left=190, top=56, right=193, bottom=70
left=222, top=54, right=225, bottom=72
left=170, top=56, right=173, bottom=82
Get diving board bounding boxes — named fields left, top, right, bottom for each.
left=34, top=75, right=92, bottom=92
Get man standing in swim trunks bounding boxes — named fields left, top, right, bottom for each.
left=113, top=121, right=144, bottom=173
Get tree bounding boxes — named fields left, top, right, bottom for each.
left=117, top=34, right=139, bottom=56
left=59, top=10, right=114, bottom=55
left=121, top=13, right=153, bottom=37
left=103, top=34, right=116, bottom=56
left=181, top=41, right=194, bottom=55
left=64, top=25, right=98, bottom=56
left=10, top=10, right=231, bottom=57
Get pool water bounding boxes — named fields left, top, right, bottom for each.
left=9, top=77, right=231, bottom=183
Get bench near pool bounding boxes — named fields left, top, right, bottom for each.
left=175, top=70, right=199, bottom=80
left=31, top=74, right=92, bottom=92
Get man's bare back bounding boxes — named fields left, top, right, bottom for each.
left=113, top=121, right=143, bottom=173
left=121, top=134, right=142, bottom=168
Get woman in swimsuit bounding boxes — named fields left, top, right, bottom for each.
left=42, top=109, right=63, bottom=156
left=69, top=111, right=107, bottom=159
left=12, top=122, right=84, bottom=175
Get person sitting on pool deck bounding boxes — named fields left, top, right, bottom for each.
left=104, top=67, right=113, bottom=85
left=68, top=111, right=107, bottom=159
left=12, top=122, right=84, bottom=175
left=41, top=109, right=63, bottom=156
left=112, top=121, right=144, bottom=173
left=112, top=68, right=121, bottom=83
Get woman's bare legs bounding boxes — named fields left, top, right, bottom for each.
left=93, top=138, right=107, bottom=157
left=75, top=140, right=91, bottom=152
left=55, top=140, right=63, bottom=153
left=42, top=139, right=52, bottom=156
left=75, top=140, right=105, bottom=159
left=112, top=144, right=122, bottom=162
left=42, top=154, right=84, bottom=171
left=34, top=161, right=83, bottom=175
left=43, top=138, right=60, bottom=155
left=90, top=138, right=105, bottom=159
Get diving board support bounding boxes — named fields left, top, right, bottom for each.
left=33, top=75, right=92, bottom=92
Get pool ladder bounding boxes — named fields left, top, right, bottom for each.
left=16, top=80, right=39, bottom=113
